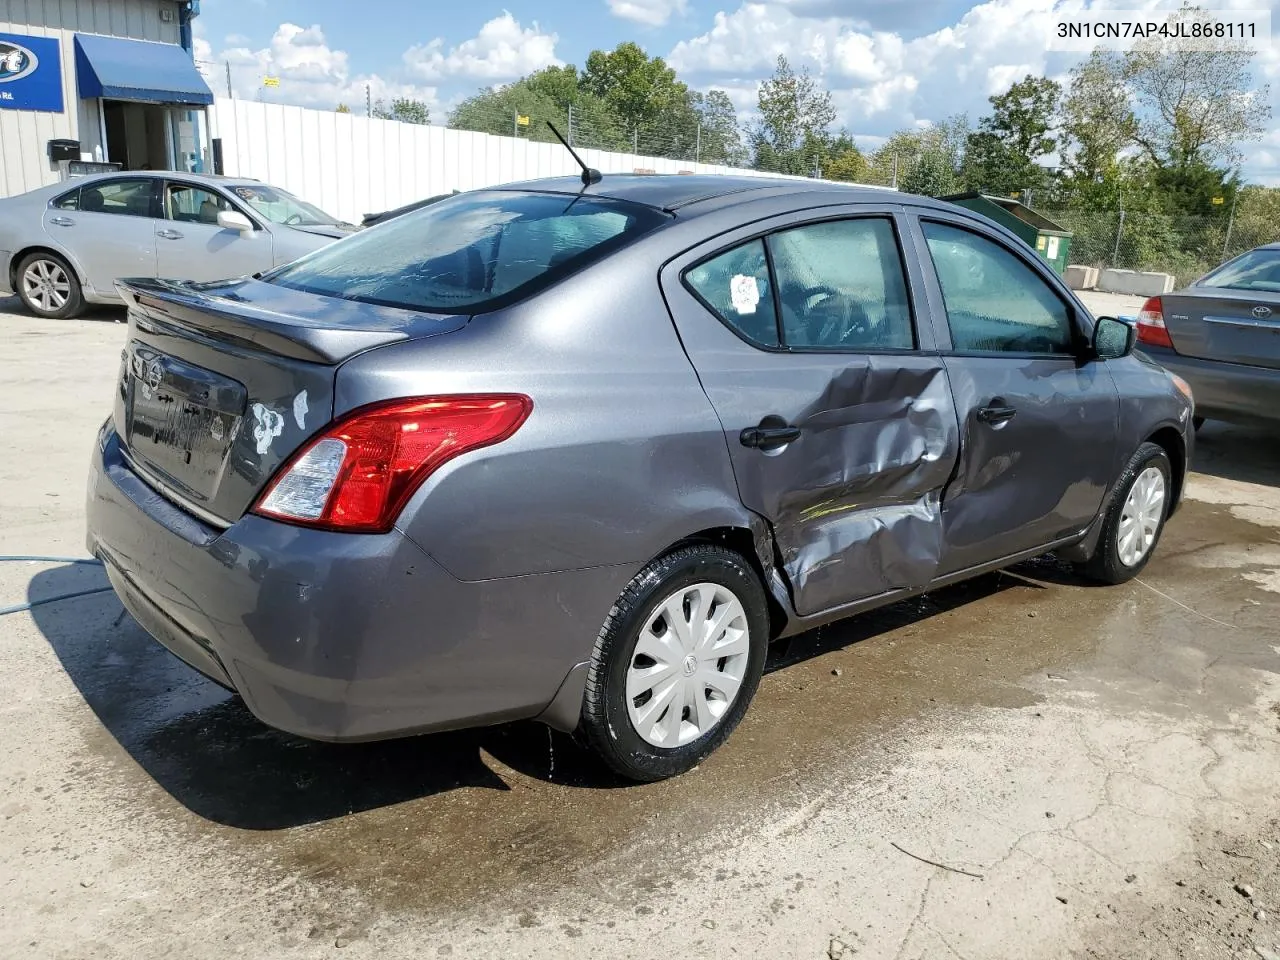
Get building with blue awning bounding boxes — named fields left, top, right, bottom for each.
left=0, top=0, right=212, bottom=199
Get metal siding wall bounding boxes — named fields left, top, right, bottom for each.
left=0, top=0, right=183, bottom=195
left=205, top=97, right=874, bottom=224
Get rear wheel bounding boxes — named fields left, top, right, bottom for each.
left=1075, top=441, right=1172, bottom=584
left=16, top=252, right=84, bottom=319
left=578, top=545, right=769, bottom=782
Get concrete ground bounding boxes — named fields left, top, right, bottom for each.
left=2, top=291, right=1279, bottom=960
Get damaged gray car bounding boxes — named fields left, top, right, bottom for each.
left=86, top=173, right=1195, bottom=782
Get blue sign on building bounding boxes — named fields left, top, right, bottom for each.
left=0, top=32, right=64, bottom=112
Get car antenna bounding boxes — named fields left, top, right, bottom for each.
left=547, top=121, right=602, bottom=187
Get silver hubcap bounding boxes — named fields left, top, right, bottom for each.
left=22, top=259, right=71, bottom=313
left=626, top=582, right=751, bottom=748
left=1117, top=466, right=1166, bottom=567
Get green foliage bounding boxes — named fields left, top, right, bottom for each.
left=869, top=116, right=968, bottom=195
left=751, top=56, right=837, bottom=175
left=962, top=75, right=1059, bottom=195
left=372, top=97, right=430, bottom=125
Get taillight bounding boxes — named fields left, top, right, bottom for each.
left=253, top=394, right=533, bottom=533
left=1135, top=296, right=1173, bottom=348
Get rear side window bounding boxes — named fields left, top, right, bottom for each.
left=53, top=188, right=80, bottom=210
left=264, top=190, right=670, bottom=313
left=684, top=239, right=779, bottom=347
left=77, top=179, right=157, bottom=218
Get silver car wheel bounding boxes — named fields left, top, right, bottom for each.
left=626, top=581, right=751, bottom=748
left=1117, top=465, right=1166, bottom=567
left=22, top=258, right=71, bottom=313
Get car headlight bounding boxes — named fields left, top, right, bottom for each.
left=1169, top=372, right=1194, bottom=407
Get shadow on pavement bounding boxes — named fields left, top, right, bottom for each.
left=1, top=293, right=125, bottom=323
left=1191, top=420, right=1280, bottom=487
left=29, top=556, right=1045, bottom=829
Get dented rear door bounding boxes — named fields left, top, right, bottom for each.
left=661, top=207, right=960, bottom=618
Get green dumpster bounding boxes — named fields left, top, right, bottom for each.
left=938, top=192, right=1073, bottom=275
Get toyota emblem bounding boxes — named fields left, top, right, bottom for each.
left=1253, top=305, right=1273, bottom=319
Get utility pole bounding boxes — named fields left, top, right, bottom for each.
left=513, top=110, right=518, bottom=138
left=695, top=123, right=701, bottom=164
left=1112, top=209, right=1126, bottom=265
left=891, top=154, right=898, bottom=189
left=633, top=127, right=638, bottom=153
left=1221, top=192, right=1239, bottom=263
left=365, top=84, right=371, bottom=119
left=225, top=61, right=232, bottom=99
left=567, top=104, right=574, bottom=146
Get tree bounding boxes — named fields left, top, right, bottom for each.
left=335, top=103, right=351, bottom=114
left=869, top=116, right=968, bottom=194
left=1122, top=3, right=1270, bottom=212
left=751, top=55, right=837, bottom=175
left=448, top=79, right=628, bottom=150
left=372, top=97, right=431, bottom=125
left=1125, top=3, right=1271, bottom=169
left=962, top=75, right=1060, bottom=195
left=581, top=42, right=699, bottom=154
left=690, top=89, right=744, bottom=165
left=1058, top=50, right=1135, bottom=199
left=818, top=133, right=869, bottom=183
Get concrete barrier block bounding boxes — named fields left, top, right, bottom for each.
left=1064, top=265, right=1098, bottom=290
left=1098, top=269, right=1175, bottom=297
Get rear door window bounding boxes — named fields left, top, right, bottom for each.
left=264, top=190, right=670, bottom=313
left=768, top=218, right=914, bottom=350
left=76, top=179, right=158, bottom=219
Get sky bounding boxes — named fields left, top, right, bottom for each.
left=191, top=0, right=1280, bottom=185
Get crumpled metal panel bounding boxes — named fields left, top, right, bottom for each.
left=753, top=359, right=958, bottom=616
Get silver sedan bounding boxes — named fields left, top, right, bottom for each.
left=0, top=172, right=355, bottom=319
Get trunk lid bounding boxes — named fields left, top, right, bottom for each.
left=113, top=277, right=471, bottom=526
left=1161, top=289, right=1280, bottom=370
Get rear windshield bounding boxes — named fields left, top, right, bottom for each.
left=1197, top=248, right=1280, bottom=292
left=263, top=190, right=670, bottom=313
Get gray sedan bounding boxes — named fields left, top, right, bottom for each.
left=1133, top=243, right=1280, bottom=428
left=0, top=172, right=355, bottom=319
left=85, top=174, right=1194, bottom=781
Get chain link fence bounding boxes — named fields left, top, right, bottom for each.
left=1039, top=209, right=1279, bottom=288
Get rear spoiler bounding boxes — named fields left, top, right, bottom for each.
left=116, top=278, right=466, bottom=365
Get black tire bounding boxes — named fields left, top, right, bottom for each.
left=578, top=544, right=770, bottom=782
left=16, top=251, right=84, bottom=319
left=1075, top=441, right=1173, bottom=585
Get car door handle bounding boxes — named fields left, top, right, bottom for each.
left=976, top=401, right=1017, bottom=425
left=156, top=229, right=184, bottom=240
left=740, top=423, right=801, bottom=450
left=49, top=217, right=74, bottom=227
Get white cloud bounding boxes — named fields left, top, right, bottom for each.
left=403, top=13, right=560, bottom=82
left=667, top=0, right=1278, bottom=183
left=203, top=23, right=439, bottom=114
left=607, top=0, right=689, bottom=27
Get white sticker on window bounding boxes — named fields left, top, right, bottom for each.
left=730, top=274, right=760, bottom=315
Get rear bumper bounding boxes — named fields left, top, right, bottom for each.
left=86, top=430, right=629, bottom=741
left=1142, top=346, right=1280, bottom=425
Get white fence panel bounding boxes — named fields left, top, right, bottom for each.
left=208, top=97, right=887, bottom=224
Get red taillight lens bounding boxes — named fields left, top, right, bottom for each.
left=253, top=394, right=533, bottom=533
left=1135, top=296, right=1173, bottom=348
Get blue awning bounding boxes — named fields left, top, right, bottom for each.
left=74, top=33, right=213, bottom=105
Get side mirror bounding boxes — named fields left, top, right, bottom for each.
left=1092, top=315, right=1136, bottom=360
left=217, top=210, right=255, bottom=237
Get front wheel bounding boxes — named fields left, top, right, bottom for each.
left=16, top=252, right=84, bottom=319
left=1075, top=441, right=1172, bottom=584
left=578, top=545, right=770, bottom=782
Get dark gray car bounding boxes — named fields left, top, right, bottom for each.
left=1133, top=242, right=1280, bottom=428
left=85, top=175, right=1195, bottom=781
